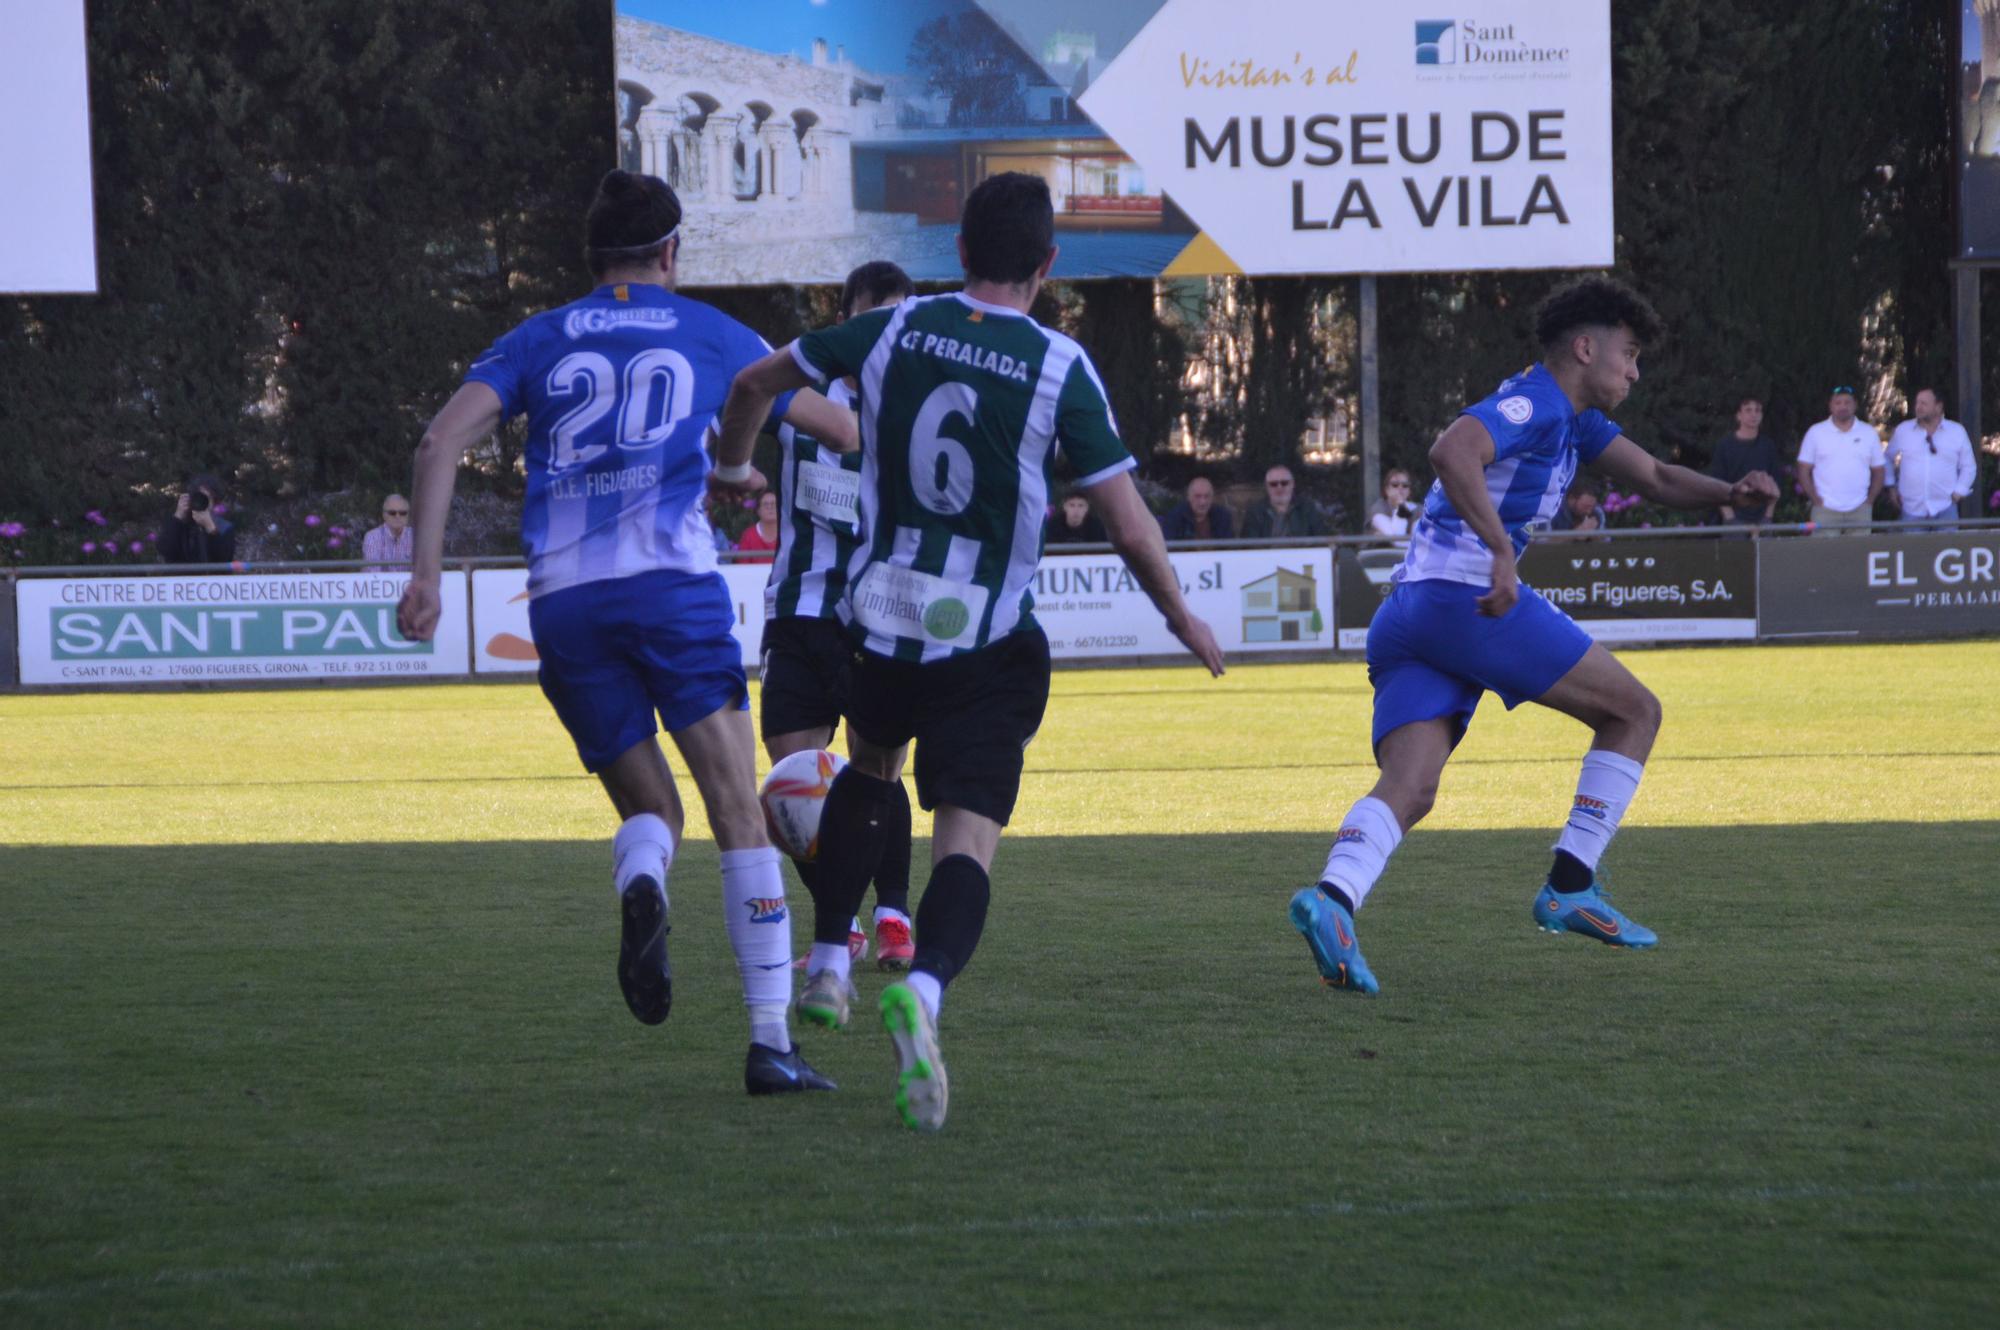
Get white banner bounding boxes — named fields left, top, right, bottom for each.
left=472, top=546, right=1335, bottom=671
left=16, top=573, right=469, bottom=685
left=471, top=563, right=773, bottom=672
left=0, top=0, right=98, bottom=293
left=1036, top=547, right=1334, bottom=657
left=1080, top=0, right=1614, bottom=274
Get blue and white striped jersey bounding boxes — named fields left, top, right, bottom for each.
left=465, top=282, right=794, bottom=599
left=1395, top=364, right=1621, bottom=587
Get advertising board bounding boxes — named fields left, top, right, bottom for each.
left=1336, top=536, right=1756, bottom=649
left=613, top=0, right=1612, bottom=283
left=1758, top=531, right=2000, bottom=638
left=15, top=572, right=470, bottom=685
left=472, top=545, right=1334, bottom=672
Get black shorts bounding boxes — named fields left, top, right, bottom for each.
left=759, top=616, right=853, bottom=740
left=846, top=627, right=1051, bottom=826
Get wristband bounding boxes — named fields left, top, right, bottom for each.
left=711, top=459, right=752, bottom=484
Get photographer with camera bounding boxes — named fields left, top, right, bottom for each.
left=161, top=474, right=237, bottom=565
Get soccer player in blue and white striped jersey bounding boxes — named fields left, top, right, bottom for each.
left=396, top=170, right=858, bottom=1095
left=1290, top=278, right=1778, bottom=993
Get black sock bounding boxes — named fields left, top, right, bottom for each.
left=910, top=854, right=990, bottom=989
left=1549, top=850, right=1594, bottom=893
left=1316, top=881, right=1357, bottom=915
left=870, top=778, right=912, bottom=917
left=811, top=768, right=898, bottom=946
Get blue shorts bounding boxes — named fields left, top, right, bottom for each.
left=1365, top=578, right=1593, bottom=754
left=528, top=568, right=749, bottom=773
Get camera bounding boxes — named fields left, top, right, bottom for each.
left=188, top=489, right=211, bottom=513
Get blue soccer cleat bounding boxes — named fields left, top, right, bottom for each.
left=1289, top=885, right=1379, bottom=994
left=1532, top=881, right=1658, bottom=948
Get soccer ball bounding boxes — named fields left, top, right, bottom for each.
left=759, top=749, right=848, bottom=862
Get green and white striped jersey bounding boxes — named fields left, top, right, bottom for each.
left=765, top=377, right=863, bottom=621
left=788, top=292, right=1133, bottom=662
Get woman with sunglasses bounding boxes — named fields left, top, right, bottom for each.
left=1364, top=468, right=1420, bottom=539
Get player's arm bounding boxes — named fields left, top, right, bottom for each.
left=712, top=344, right=804, bottom=490
left=1593, top=435, right=1775, bottom=514
left=780, top=386, right=858, bottom=454
left=397, top=381, right=502, bottom=642
left=1086, top=471, right=1224, bottom=676
left=1427, top=415, right=1520, bottom=617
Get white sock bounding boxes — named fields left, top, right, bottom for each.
left=720, top=846, right=792, bottom=1051
left=906, top=969, right=943, bottom=1022
left=873, top=905, right=910, bottom=927
left=807, top=941, right=851, bottom=983
left=1319, top=796, right=1403, bottom=911
left=1552, top=749, right=1645, bottom=871
left=612, top=813, right=674, bottom=902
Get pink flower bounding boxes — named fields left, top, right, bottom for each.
left=304, top=514, right=322, bottom=527
left=147, top=530, right=158, bottom=540
left=81, top=540, right=97, bottom=553
left=0, top=521, right=23, bottom=539
left=84, top=509, right=107, bottom=526
left=212, top=503, right=228, bottom=516
left=129, top=541, right=144, bottom=554
left=329, top=526, right=347, bottom=537
left=328, top=535, right=344, bottom=549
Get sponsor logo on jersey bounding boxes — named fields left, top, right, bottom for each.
left=744, top=897, right=788, bottom=925
left=1571, top=794, right=1610, bottom=820
left=1498, top=395, right=1534, bottom=425
left=563, top=307, right=681, bottom=339
left=923, top=597, right=971, bottom=641
left=895, top=330, right=1032, bottom=383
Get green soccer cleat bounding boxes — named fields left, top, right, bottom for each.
left=879, top=981, right=949, bottom=1132
left=796, top=967, right=857, bottom=1030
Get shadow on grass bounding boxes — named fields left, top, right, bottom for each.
left=2, top=824, right=1996, bottom=1328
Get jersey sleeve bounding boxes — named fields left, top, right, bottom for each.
left=790, top=307, right=894, bottom=386
left=1055, top=352, right=1135, bottom=487
left=1460, top=389, right=1547, bottom=463
left=1796, top=427, right=1820, bottom=467
left=1575, top=410, right=1622, bottom=463
left=463, top=327, right=527, bottom=419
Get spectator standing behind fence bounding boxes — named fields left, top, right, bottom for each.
left=1157, top=475, right=1234, bottom=541
left=1796, top=386, right=1882, bottom=534
left=1708, top=397, right=1781, bottom=526
left=734, top=490, right=781, bottom=562
left=361, top=493, right=413, bottom=566
left=160, top=475, right=236, bottom=564
left=1241, top=464, right=1329, bottom=539
left=1364, top=468, right=1419, bottom=538
left=1045, top=487, right=1107, bottom=545
left=1884, top=388, right=1976, bottom=532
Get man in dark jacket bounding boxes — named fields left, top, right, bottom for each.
left=1157, top=475, right=1235, bottom=541
left=1240, top=464, right=1330, bottom=539
left=160, top=476, right=237, bottom=564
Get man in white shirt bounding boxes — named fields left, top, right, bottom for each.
left=1796, top=385, right=1883, bottom=534
left=1884, top=388, right=1976, bottom=532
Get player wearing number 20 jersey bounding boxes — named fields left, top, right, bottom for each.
left=788, top=290, right=1133, bottom=664
left=467, top=281, right=794, bottom=602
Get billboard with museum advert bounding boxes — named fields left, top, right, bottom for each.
left=613, top=0, right=1612, bottom=284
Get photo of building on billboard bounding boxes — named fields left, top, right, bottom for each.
left=1962, top=0, right=2000, bottom=259
left=612, top=0, right=1195, bottom=286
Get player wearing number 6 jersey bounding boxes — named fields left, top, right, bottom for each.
left=761, top=262, right=920, bottom=990
left=395, top=170, right=855, bottom=1096
left=717, top=173, right=1227, bottom=1131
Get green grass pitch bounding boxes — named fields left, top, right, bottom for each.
left=3, top=641, right=1997, bottom=1327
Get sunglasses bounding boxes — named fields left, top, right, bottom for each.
left=1831, top=386, right=1855, bottom=397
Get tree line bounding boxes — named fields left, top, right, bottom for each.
left=0, top=0, right=1989, bottom=548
